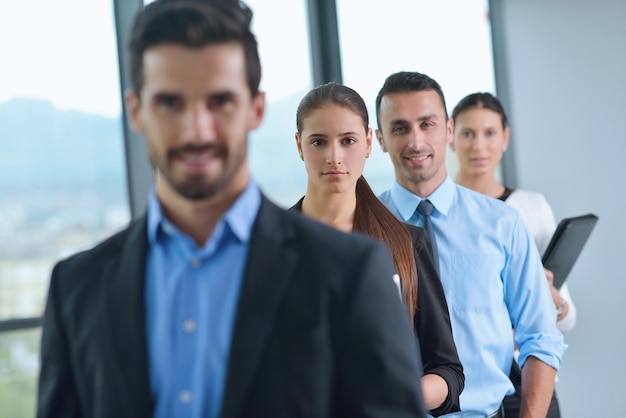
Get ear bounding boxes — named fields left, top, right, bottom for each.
left=503, top=126, right=511, bottom=151
left=375, top=129, right=388, bottom=153
left=125, top=89, right=143, bottom=134
left=295, top=132, right=304, bottom=160
left=366, top=127, right=373, bottom=158
left=249, top=91, right=266, bottom=130
left=445, top=117, right=454, bottom=145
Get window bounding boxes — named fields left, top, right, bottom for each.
left=246, top=0, right=313, bottom=208
left=337, top=0, right=496, bottom=192
left=0, top=0, right=129, bottom=414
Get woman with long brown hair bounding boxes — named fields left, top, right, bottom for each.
left=291, top=82, right=463, bottom=416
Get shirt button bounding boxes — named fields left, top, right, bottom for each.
left=162, top=223, right=174, bottom=235
left=190, top=258, right=201, bottom=268
left=179, top=390, right=193, bottom=404
left=182, top=319, right=197, bottom=333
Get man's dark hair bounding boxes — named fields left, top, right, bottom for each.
left=128, top=0, right=261, bottom=96
left=375, top=71, right=447, bottom=129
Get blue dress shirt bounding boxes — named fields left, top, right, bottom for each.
left=380, top=176, right=566, bottom=417
left=145, top=182, right=261, bottom=418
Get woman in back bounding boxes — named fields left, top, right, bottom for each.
left=291, top=82, right=464, bottom=416
left=451, top=92, right=577, bottom=418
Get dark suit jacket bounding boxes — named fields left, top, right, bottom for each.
left=405, top=224, right=464, bottom=416
left=37, top=196, right=426, bottom=418
left=289, top=198, right=463, bottom=416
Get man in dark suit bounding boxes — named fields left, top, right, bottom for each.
left=36, top=1, right=427, bottom=417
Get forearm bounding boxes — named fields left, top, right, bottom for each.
left=421, top=373, right=448, bottom=411
left=520, top=356, right=557, bottom=418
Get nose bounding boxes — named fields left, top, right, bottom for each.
left=409, top=125, right=426, bottom=149
left=472, top=133, right=487, bottom=150
left=327, top=142, right=342, bottom=165
left=183, top=102, right=216, bottom=141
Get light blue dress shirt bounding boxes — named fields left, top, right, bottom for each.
left=145, top=182, right=261, bottom=418
left=380, top=176, right=566, bottom=417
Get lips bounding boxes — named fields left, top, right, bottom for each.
left=180, top=151, right=211, bottom=164
left=406, top=155, right=429, bottom=161
left=403, top=153, right=430, bottom=165
left=170, top=145, right=225, bottom=170
left=469, top=157, right=489, bottom=165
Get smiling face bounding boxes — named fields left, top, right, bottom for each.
left=296, top=104, right=372, bottom=196
left=376, top=89, right=453, bottom=197
left=452, top=107, right=510, bottom=179
left=125, top=42, right=265, bottom=204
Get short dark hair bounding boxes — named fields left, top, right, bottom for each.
left=128, top=0, right=261, bottom=96
left=451, top=92, right=509, bottom=130
left=296, top=82, right=369, bottom=134
left=375, top=71, right=447, bottom=129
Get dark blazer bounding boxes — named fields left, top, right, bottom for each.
left=405, top=224, right=464, bottom=416
left=37, top=196, right=426, bottom=418
left=288, top=199, right=463, bottom=416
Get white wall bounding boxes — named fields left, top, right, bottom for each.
left=494, top=0, right=626, bottom=416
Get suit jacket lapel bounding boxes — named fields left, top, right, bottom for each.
left=103, top=216, right=153, bottom=417
left=220, top=198, right=299, bottom=418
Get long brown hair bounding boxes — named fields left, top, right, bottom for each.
left=297, top=82, right=418, bottom=321
left=355, top=176, right=418, bottom=321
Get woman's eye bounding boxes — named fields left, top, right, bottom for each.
left=343, top=138, right=356, bottom=145
left=311, top=139, right=325, bottom=146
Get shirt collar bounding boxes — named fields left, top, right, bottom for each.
left=224, top=181, right=261, bottom=242
left=390, top=175, right=456, bottom=221
left=147, top=181, right=261, bottom=245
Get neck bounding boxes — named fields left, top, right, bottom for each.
left=398, top=169, right=448, bottom=198
left=156, top=175, right=249, bottom=246
left=455, top=171, right=504, bottom=198
left=301, top=184, right=356, bottom=233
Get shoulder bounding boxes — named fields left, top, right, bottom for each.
left=54, top=217, right=143, bottom=276
left=48, top=217, right=145, bottom=305
left=258, top=198, right=397, bottom=299
left=455, top=183, right=519, bottom=216
left=402, top=223, right=428, bottom=246
left=287, top=196, right=305, bottom=213
left=507, top=189, right=550, bottom=208
left=506, top=189, right=553, bottom=221
left=260, top=196, right=387, bottom=256
left=377, top=189, right=403, bottom=218
left=506, top=190, right=554, bottom=224
left=449, top=185, right=529, bottom=243
left=505, top=189, right=556, bottom=253
left=378, top=189, right=392, bottom=201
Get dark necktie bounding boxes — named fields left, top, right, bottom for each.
left=417, top=199, right=439, bottom=272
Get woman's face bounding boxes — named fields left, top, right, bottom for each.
left=452, top=107, right=510, bottom=178
left=296, top=104, right=372, bottom=195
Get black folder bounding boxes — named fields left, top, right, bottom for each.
left=542, top=213, right=598, bottom=289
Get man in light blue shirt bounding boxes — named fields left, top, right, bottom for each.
left=145, top=181, right=260, bottom=418
left=375, top=71, right=566, bottom=418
